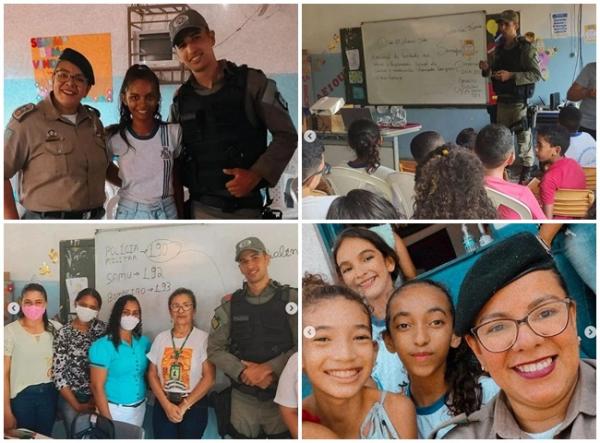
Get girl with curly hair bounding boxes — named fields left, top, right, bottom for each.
left=413, top=144, right=497, bottom=219
left=383, top=280, right=499, bottom=438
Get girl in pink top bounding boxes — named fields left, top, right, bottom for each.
left=536, top=125, right=586, bottom=219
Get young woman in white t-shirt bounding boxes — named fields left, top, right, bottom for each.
left=147, top=288, right=215, bottom=438
left=106, top=65, right=182, bottom=219
left=4, top=283, right=61, bottom=437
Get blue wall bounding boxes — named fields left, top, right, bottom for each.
left=4, top=73, right=298, bottom=130
left=309, top=37, right=595, bottom=144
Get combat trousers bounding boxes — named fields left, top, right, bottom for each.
left=496, top=101, right=534, bottom=167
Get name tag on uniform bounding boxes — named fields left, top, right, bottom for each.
left=232, top=315, right=250, bottom=322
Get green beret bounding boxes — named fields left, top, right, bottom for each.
left=455, top=232, right=555, bottom=336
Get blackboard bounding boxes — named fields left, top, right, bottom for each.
left=340, top=27, right=368, bottom=105
left=362, top=11, right=488, bottom=105
left=59, top=238, right=95, bottom=322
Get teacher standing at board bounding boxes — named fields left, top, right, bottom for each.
left=479, top=10, right=542, bottom=185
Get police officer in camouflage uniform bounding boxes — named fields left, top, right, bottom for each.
left=168, top=9, right=297, bottom=219
left=208, top=237, right=297, bottom=438
left=4, top=48, right=108, bottom=219
left=479, top=10, right=542, bottom=184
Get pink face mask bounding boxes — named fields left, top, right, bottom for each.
left=22, top=305, right=46, bottom=321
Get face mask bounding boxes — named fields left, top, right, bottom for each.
left=120, top=315, right=140, bottom=331
left=22, top=305, right=46, bottom=321
left=75, top=305, right=98, bottom=323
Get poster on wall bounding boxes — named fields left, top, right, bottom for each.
left=30, top=33, right=113, bottom=103
left=550, top=12, right=569, bottom=38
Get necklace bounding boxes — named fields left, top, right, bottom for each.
left=169, top=328, right=193, bottom=383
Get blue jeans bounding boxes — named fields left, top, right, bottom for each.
left=152, top=399, right=208, bottom=439
left=10, top=382, right=58, bottom=436
left=564, top=224, right=596, bottom=293
left=116, top=196, right=177, bottom=220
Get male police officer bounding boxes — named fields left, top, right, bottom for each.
left=4, top=48, right=108, bottom=219
left=168, top=9, right=297, bottom=219
left=479, top=10, right=542, bottom=184
left=208, top=237, right=297, bottom=438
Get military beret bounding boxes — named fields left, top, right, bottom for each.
left=455, top=232, right=555, bottom=336
left=58, top=48, right=95, bottom=85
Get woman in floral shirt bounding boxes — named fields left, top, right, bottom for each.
left=52, top=288, right=106, bottom=437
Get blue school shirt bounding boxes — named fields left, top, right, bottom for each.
left=89, top=335, right=150, bottom=405
left=371, top=316, right=409, bottom=393
left=412, top=376, right=499, bottom=439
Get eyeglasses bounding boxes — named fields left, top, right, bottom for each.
left=302, top=163, right=331, bottom=185
left=54, top=70, right=88, bottom=86
left=471, top=298, right=572, bottom=353
left=170, top=303, right=194, bottom=313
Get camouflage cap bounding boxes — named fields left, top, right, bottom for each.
left=496, top=10, right=519, bottom=24
left=235, top=237, right=267, bottom=261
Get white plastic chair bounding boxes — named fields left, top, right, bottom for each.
left=386, top=171, right=416, bottom=218
left=485, top=187, right=533, bottom=220
left=326, top=166, right=394, bottom=202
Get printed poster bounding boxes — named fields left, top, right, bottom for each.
left=30, top=33, right=113, bottom=102
left=551, top=12, right=569, bottom=38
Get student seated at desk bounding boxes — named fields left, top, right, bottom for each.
left=302, top=137, right=338, bottom=219
left=414, top=144, right=497, bottom=219
left=535, top=125, right=586, bottom=219
left=475, top=124, right=546, bottom=219
left=558, top=106, right=596, bottom=167
left=342, top=119, right=396, bottom=179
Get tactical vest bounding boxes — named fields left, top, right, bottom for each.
left=229, top=285, right=294, bottom=400
left=492, top=39, right=535, bottom=102
left=176, top=63, right=268, bottom=201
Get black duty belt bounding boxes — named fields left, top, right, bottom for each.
left=193, top=194, right=263, bottom=212
left=30, top=206, right=105, bottom=220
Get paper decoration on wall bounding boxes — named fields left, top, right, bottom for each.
left=328, top=33, right=340, bottom=52
left=48, top=248, right=58, bottom=264
left=534, top=39, right=558, bottom=81
left=30, top=33, right=113, bottom=103
left=584, top=24, right=596, bottom=42
left=39, top=262, right=51, bottom=276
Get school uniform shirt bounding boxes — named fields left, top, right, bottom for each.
left=89, top=334, right=150, bottom=405
left=415, top=376, right=499, bottom=439
left=371, top=317, right=409, bottom=393
left=302, top=195, right=338, bottom=220
left=439, top=359, right=596, bottom=439
left=539, top=157, right=586, bottom=218
left=107, top=122, right=182, bottom=204
left=566, top=132, right=596, bottom=167
left=146, top=327, right=208, bottom=394
left=4, top=319, right=62, bottom=398
left=52, top=318, right=106, bottom=396
left=274, top=352, right=297, bottom=408
left=484, top=176, right=546, bottom=220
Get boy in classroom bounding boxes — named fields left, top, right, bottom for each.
left=475, top=124, right=546, bottom=219
left=535, top=124, right=587, bottom=219
left=558, top=105, right=596, bottom=167
left=409, top=131, right=445, bottom=165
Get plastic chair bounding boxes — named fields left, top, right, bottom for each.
left=398, top=159, right=417, bottom=173
left=326, top=166, right=393, bottom=202
left=583, top=167, right=596, bottom=191
left=485, top=187, right=533, bottom=220
left=386, top=171, right=415, bottom=218
left=71, top=412, right=115, bottom=439
left=553, top=188, right=595, bottom=218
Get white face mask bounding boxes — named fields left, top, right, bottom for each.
left=120, top=315, right=140, bottom=331
left=75, top=305, right=98, bottom=323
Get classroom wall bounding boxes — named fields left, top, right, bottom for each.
left=4, top=4, right=298, bottom=130
left=303, top=4, right=596, bottom=143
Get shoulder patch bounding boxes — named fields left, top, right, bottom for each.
left=84, top=105, right=101, bottom=118
left=211, top=316, right=221, bottom=330
left=12, top=103, right=36, bottom=122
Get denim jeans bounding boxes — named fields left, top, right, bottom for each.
left=563, top=224, right=596, bottom=293
left=115, top=196, right=177, bottom=220
left=152, top=399, right=208, bottom=439
left=10, top=382, right=58, bottom=436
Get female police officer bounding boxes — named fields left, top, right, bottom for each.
left=437, top=232, right=595, bottom=438
left=4, top=48, right=108, bottom=219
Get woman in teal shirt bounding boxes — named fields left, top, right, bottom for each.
left=89, top=295, right=150, bottom=427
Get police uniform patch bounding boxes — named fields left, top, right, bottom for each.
left=211, top=316, right=221, bottom=330
left=276, top=92, right=288, bottom=111
left=4, top=128, right=14, bottom=144
left=12, top=103, right=35, bottom=122
left=174, top=14, right=189, bottom=27
left=46, top=129, right=60, bottom=141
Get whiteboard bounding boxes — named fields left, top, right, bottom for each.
left=95, top=224, right=298, bottom=341
left=362, top=11, right=487, bottom=105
